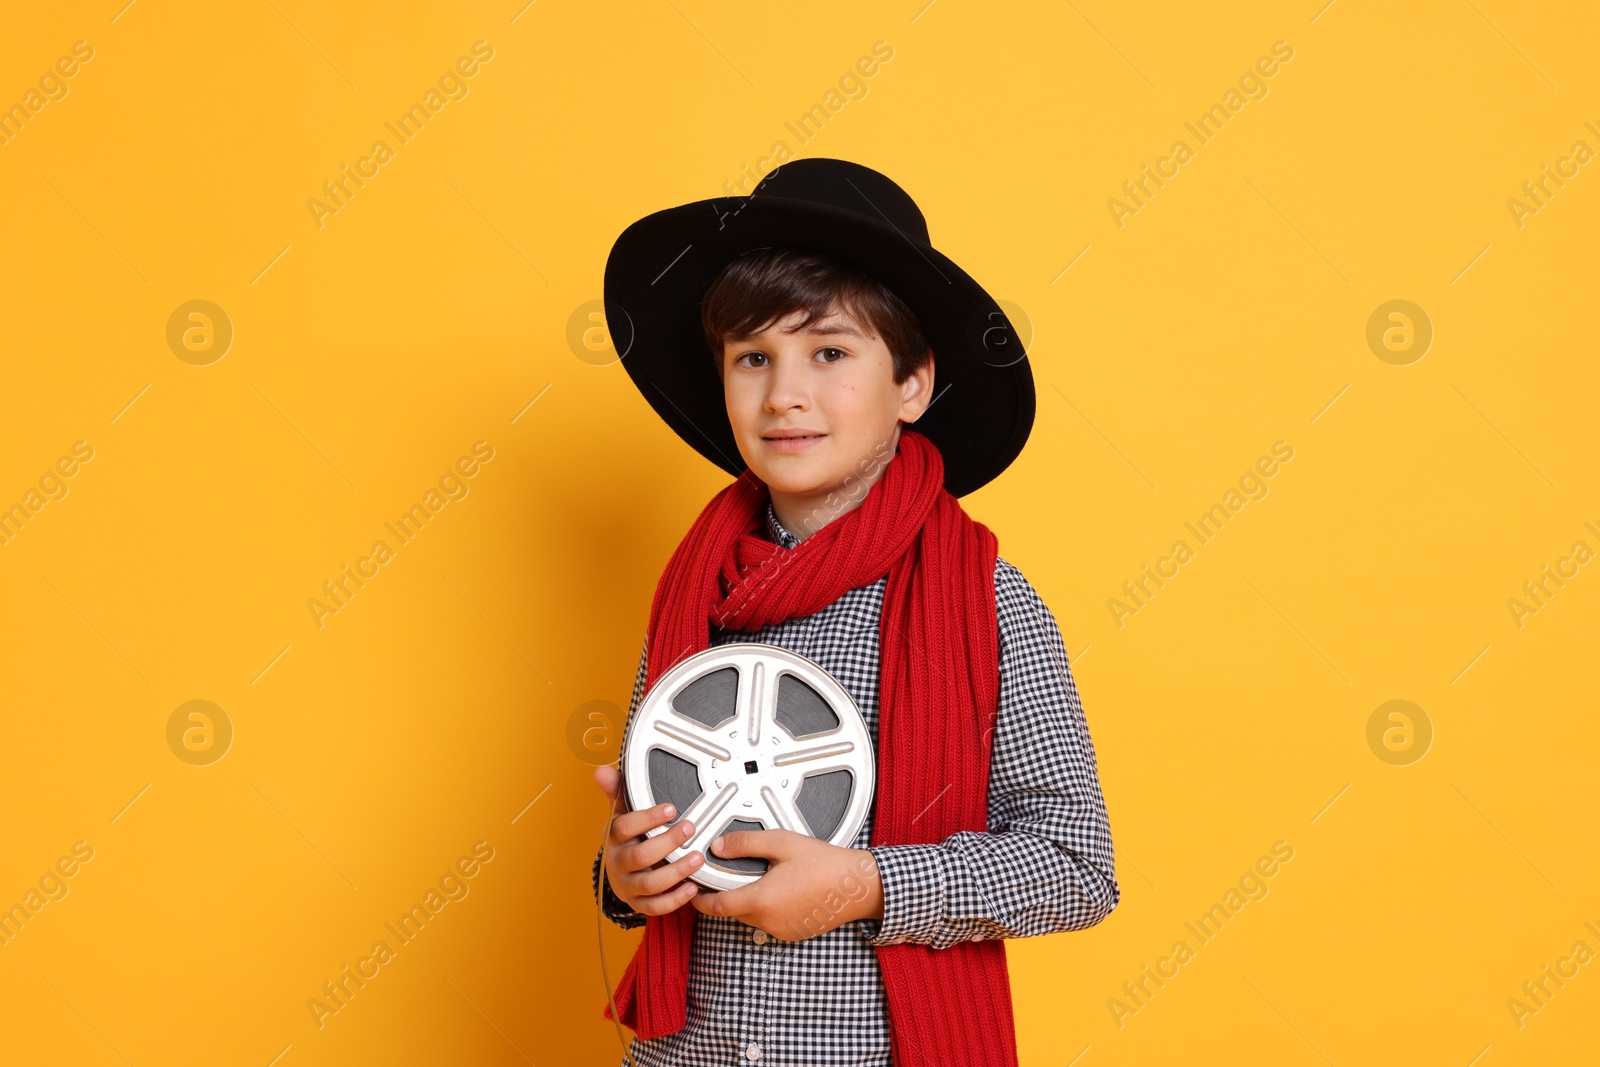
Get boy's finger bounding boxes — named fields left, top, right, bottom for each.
left=690, top=881, right=756, bottom=918
left=597, top=765, right=634, bottom=819
left=633, top=879, right=699, bottom=917
left=608, top=802, right=679, bottom=845
left=630, top=850, right=705, bottom=896
left=616, top=818, right=696, bottom=872
left=709, top=828, right=797, bottom=861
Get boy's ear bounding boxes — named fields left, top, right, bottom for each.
left=900, top=347, right=935, bottom=423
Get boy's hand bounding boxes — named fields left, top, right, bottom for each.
left=689, top=829, right=884, bottom=942
left=594, top=765, right=705, bottom=915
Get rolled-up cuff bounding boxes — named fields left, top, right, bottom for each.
left=863, top=844, right=945, bottom=946
left=592, top=847, right=646, bottom=930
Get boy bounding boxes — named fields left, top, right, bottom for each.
left=591, top=158, right=1118, bottom=1066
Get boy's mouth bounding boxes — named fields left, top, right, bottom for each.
left=762, top=430, right=827, bottom=453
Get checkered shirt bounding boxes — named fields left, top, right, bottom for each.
left=593, top=502, right=1118, bottom=1066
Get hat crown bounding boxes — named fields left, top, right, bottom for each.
left=749, top=158, right=930, bottom=245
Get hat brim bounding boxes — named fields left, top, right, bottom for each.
left=603, top=194, right=1034, bottom=498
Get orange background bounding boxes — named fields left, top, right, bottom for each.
left=1, top=2, right=1596, bottom=1064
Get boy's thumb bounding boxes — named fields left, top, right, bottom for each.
left=711, top=829, right=788, bottom=859
left=594, top=764, right=622, bottom=805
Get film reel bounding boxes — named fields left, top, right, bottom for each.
left=623, top=642, right=876, bottom=891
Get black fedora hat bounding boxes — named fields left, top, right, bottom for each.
left=602, top=157, right=1034, bottom=498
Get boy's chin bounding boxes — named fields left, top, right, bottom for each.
left=745, top=459, right=830, bottom=496
left=757, top=473, right=866, bottom=505
left=752, top=471, right=821, bottom=496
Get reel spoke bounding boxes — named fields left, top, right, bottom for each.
left=650, top=718, right=732, bottom=765
left=760, top=784, right=808, bottom=835
left=678, top=781, right=738, bottom=848
left=739, top=652, right=782, bottom=747
left=773, top=740, right=856, bottom=768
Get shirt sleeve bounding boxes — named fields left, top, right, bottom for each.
left=593, top=633, right=650, bottom=930
left=864, top=557, right=1120, bottom=950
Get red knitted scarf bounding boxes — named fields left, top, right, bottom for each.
left=604, top=428, right=1019, bottom=1066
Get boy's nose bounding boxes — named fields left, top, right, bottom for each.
left=764, top=358, right=811, bottom=410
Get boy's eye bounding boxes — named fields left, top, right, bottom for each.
left=730, top=347, right=847, bottom=368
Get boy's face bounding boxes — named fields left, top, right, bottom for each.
left=718, top=302, right=934, bottom=528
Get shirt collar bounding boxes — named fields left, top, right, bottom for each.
left=765, top=501, right=801, bottom=548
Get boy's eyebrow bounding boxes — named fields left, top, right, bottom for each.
left=722, top=316, right=871, bottom=351
left=796, top=318, right=868, bottom=339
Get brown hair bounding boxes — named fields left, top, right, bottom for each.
left=699, top=247, right=932, bottom=382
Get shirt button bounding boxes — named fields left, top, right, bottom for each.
left=752, top=929, right=769, bottom=945
left=972, top=934, right=985, bottom=941
left=745, top=1042, right=763, bottom=1060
